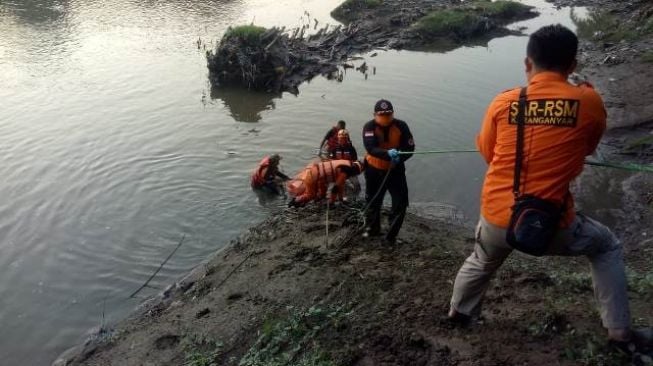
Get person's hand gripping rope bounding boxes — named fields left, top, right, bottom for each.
left=388, top=148, right=400, bottom=165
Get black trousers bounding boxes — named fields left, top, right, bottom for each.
left=364, top=164, right=408, bottom=240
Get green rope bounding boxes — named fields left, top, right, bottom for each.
left=398, top=149, right=478, bottom=155
left=397, top=149, right=653, bottom=173
left=584, top=160, right=653, bottom=173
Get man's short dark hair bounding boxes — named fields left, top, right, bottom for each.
left=337, top=120, right=346, bottom=128
left=527, top=24, right=578, bottom=73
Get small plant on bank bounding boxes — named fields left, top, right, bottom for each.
left=413, top=9, right=483, bottom=38
left=642, top=50, right=653, bottom=63
left=181, top=333, right=223, bottom=366
left=224, top=25, right=268, bottom=44
left=238, top=305, right=352, bottom=366
left=571, top=9, right=650, bottom=42
left=626, top=268, right=653, bottom=299
left=470, top=0, right=532, bottom=19
left=331, top=0, right=382, bottom=22
left=339, top=0, right=382, bottom=9
left=561, top=329, right=630, bottom=365
left=413, top=1, right=532, bottom=39
left=549, top=270, right=593, bottom=294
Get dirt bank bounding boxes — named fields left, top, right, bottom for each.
left=558, top=0, right=653, bottom=262
left=56, top=203, right=653, bottom=366
left=207, top=0, right=537, bottom=93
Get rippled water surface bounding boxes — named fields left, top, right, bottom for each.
left=0, top=0, right=583, bottom=363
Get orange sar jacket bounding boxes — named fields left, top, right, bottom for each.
left=291, top=160, right=356, bottom=204
left=363, top=118, right=415, bottom=170
left=478, top=72, right=606, bottom=228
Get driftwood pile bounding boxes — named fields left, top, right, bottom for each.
left=207, top=23, right=397, bottom=94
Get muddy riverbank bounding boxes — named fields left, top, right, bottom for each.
left=56, top=204, right=653, bottom=366
left=565, top=0, right=653, bottom=259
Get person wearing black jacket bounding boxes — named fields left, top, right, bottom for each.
left=362, top=99, right=415, bottom=244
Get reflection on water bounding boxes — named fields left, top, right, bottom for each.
left=211, top=86, right=278, bottom=122
left=1, top=0, right=71, bottom=24
left=0, top=0, right=586, bottom=364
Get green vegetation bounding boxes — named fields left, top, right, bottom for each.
left=337, top=0, right=382, bottom=9
left=413, top=9, right=483, bottom=38
left=549, top=270, right=593, bottom=294
left=561, top=330, right=629, bottom=365
left=413, top=1, right=531, bottom=39
left=224, top=25, right=268, bottom=44
left=471, top=0, right=532, bottom=19
left=238, top=306, right=351, bottom=366
left=181, top=333, right=223, bottom=366
left=644, top=17, right=653, bottom=34
left=642, top=50, right=653, bottom=63
left=627, top=268, right=653, bottom=299
left=331, top=0, right=382, bottom=21
left=571, top=9, right=652, bottom=42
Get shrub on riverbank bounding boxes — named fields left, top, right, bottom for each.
left=223, top=25, right=267, bottom=44
left=413, top=9, right=486, bottom=39
left=413, top=1, right=532, bottom=40
left=331, top=0, right=382, bottom=22
left=471, top=0, right=531, bottom=19
left=571, top=9, right=653, bottom=42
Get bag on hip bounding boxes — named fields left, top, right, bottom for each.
left=507, top=195, right=563, bottom=256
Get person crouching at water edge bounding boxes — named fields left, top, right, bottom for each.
left=448, top=24, right=653, bottom=353
left=362, top=99, right=414, bottom=245
left=250, top=154, right=290, bottom=195
left=286, top=160, right=364, bottom=207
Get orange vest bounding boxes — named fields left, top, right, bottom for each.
left=365, top=123, right=401, bottom=170
left=478, top=72, right=607, bottom=228
left=286, top=160, right=353, bottom=198
left=250, top=156, right=271, bottom=188
left=305, top=159, right=353, bottom=187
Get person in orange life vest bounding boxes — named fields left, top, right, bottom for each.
left=287, top=160, right=364, bottom=207
left=250, top=154, right=290, bottom=195
left=328, top=129, right=358, bottom=161
left=362, top=99, right=415, bottom=245
left=319, top=120, right=346, bottom=154
left=447, top=24, right=652, bottom=352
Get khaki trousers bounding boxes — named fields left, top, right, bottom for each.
left=450, top=214, right=631, bottom=329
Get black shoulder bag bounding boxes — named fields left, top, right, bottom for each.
left=506, top=87, right=565, bottom=256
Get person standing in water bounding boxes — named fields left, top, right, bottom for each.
left=250, top=154, right=289, bottom=195
left=319, top=120, right=346, bottom=156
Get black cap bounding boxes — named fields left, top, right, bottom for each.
left=374, top=99, right=394, bottom=114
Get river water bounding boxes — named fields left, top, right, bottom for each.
left=0, top=0, right=586, bottom=364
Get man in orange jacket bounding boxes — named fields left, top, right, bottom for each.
left=362, top=99, right=415, bottom=245
left=448, top=24, right=649, bottom=350
left=250, top=154, right=290, bottom=195
left=287, top=160, right=364, bottom=207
